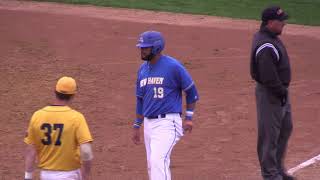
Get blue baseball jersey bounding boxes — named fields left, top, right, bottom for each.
left=136, top=55, right=197, bottom=117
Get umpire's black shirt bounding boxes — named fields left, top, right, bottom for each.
left=250, top=26, right=291, bottom=98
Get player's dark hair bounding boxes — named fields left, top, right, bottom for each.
left=261, top=21, right=268, bottom=28
left=55, top=91, right=74, bottom=101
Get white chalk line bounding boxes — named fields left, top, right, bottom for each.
left=288, top=154, right=320, bottom=175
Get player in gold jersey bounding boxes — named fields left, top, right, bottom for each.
left=24, top=77, right=93, bottom=180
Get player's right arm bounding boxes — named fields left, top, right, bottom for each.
left=132, top=97, right=144, bottom=145
left=132, top=66, right=144, bottom=145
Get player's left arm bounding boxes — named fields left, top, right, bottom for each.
left=177, top=63, right=199, bottom=112
left=183, top=84, right=199, bottom=133
left=80, top=142, right=93, bottom=180
left=185, top=84, right=199, bottom=116
left=24, top=144, right=36, bottom=180
left=176, top=63, right=199, bottom=132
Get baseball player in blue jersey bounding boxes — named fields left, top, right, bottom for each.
left=132, top=31, right=199, bottom=180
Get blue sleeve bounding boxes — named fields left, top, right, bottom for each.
left=136, top=97, right=143, bottom=115
left=185, top=85, right=199, bottom=104
left=176, top=64, right=194, bottom=91
left=136, top=66, right=144, bottom=98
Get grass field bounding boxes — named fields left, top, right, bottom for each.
left=35, top=0, right=320, bottom=26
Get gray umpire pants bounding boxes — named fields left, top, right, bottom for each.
left=256, top=84, right=293, bottom=180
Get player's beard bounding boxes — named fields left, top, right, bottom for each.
left=141, top=53, right=155, bottom=61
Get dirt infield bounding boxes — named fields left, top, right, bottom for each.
left=0, top=0, right=320, bottom=179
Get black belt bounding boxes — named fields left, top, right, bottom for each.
left=146, top=113, right=181, bottom=119
left=146, top=114, right=166, bottom=119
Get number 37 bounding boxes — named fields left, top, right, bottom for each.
left=41, top=123, right=64, bottom=146
left=153, top=87, right=164, bottom=98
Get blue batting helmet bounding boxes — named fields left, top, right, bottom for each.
left=136, top=31, right=165, bottom=54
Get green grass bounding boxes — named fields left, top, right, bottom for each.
left=36, top=0, right=320, bottom=26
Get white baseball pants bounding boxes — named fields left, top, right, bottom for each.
left=40, top=169, right=82, bottom=180
left=144, top=113, right=183, bottom=180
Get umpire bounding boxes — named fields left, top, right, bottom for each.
left=250, top=6, right=295, bottom=180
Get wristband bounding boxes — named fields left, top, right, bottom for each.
left=25, top=172, right=33, bottom=179
left=186, top=111, right=194, bottom=116
left=133, top=118, right=143, bottom=128
left=185, top=110, right=194, bottom=121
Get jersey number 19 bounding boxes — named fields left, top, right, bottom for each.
left=153, top=87, right=164, bottom=98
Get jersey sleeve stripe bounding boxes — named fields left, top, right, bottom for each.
left=255, top=43, right=280, bottom=61
left=136, top=94, right=143, bottom=98
left=78, top=139, right=93, bottom=145
left=183, top=82, right=194, bottom=91
left=24, top=138, right=34, bottom=145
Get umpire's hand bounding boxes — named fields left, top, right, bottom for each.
left=183, top=120, right=193, bottom=133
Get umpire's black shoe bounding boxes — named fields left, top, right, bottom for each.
left=282, top=173, right=296, bottom=180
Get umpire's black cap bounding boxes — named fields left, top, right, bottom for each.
left=261, top=6, right=289, bottom=22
